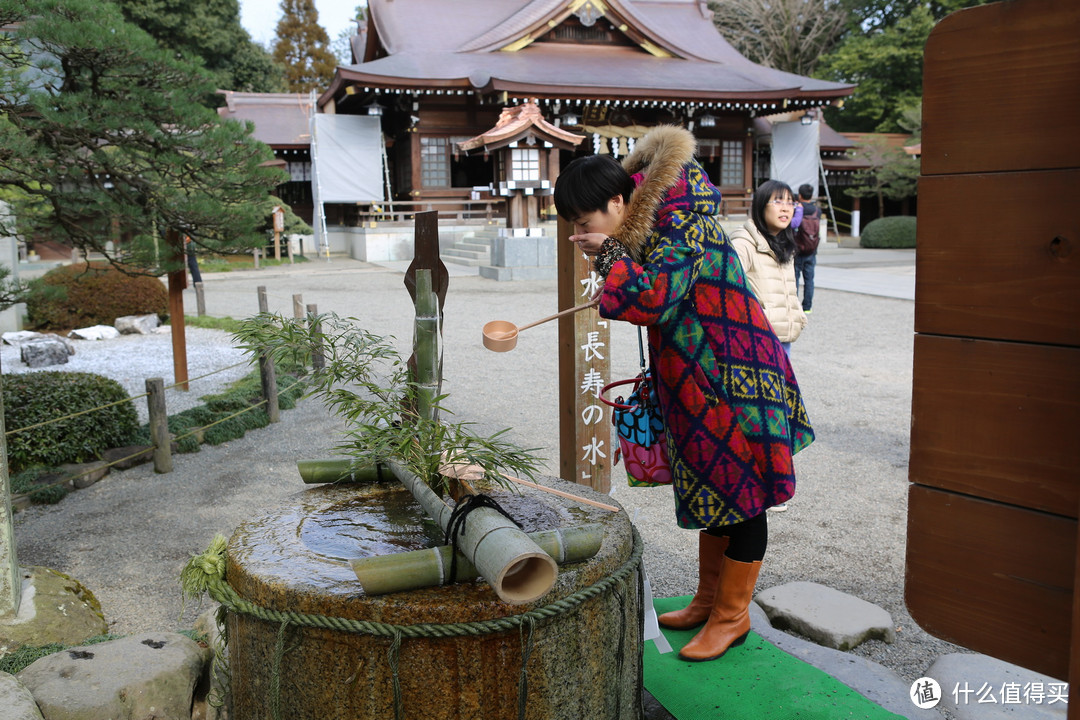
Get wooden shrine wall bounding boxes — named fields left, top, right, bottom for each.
left=906, top=0, right=1080, bottom=685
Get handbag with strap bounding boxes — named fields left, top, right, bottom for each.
left=600, top=328, right=672, bottom=487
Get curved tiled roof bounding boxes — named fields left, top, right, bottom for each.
left=327, top=0, right=853, bottom=108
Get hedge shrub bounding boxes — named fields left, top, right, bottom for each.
left=4, top=371, right=140, bottom=473
left=129, top=370, right=306, bottom=452
left=860, top=216, right=917, bottom=248
left=27, top=263, right=169, bottom=330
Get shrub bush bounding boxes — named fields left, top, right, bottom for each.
left=26, top=263, right=169, bottom=330
left=129, top=370, right=306, bottom=451
left=859, top=216, right=917, bottom=248
left=10, top=466, right=70, bottom=504
left=4, top=371, right=140, bottom=473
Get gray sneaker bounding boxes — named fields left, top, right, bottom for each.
left=769, top=502, right=789, bottom=512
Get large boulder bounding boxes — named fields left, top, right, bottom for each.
left=68, top=325, right=119, bottom=341
left=17, top=632, right=211, bottom=720
left=19, top=338, right=70, bottom=368
left=3, top=331, right=74, bottom=354
left=0, top=567, right=107, bottom=655
left=114, top=314, right=160, bottom=335
left=0, top=672, right=44, bottom=720
left=3, top=331, right=49, bottom=346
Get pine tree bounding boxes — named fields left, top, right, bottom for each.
left=112, top=0, right=286, bottom=93
left=272, top=0, right=338, bottom=93
left=0, top=0, right=286, bottom=273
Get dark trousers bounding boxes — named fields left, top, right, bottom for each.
left=704, top=513, right=768, bottom=563
left=187, top=250, right=202, bottom=284
left=794, top=252, right=816, bottom=311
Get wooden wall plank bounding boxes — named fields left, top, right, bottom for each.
left=921, top=0, right=1080, bottom=176
left=906, top=485, right=1073, bottom=680
left=910, top=335, right=1080, bottom=516
left=914, top=171, right=1080, bottom=345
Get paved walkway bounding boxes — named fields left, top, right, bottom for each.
left=370, top=242, right=916, bottom=299
left=814, top=245, right=915, bottom=301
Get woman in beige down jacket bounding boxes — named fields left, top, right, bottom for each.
left=729, top=179, right=807, bottom=353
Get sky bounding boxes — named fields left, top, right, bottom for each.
left=238, top=0, right=364, bottom=48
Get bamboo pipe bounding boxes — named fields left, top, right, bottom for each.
left=386, top=461, right=557, bottom=605
left=351, top=523, right=603, bottom=596
left=296, top=459, right=385, bottom=484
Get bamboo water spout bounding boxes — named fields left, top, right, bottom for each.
left=386, top=460, right=557, bottom=604
left=351, top=523, right=603, bottom=596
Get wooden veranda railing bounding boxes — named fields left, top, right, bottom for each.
left=350, top=199, right=506, bottom=225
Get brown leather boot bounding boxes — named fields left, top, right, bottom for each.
left=678, top=558, right=762, bottom=661
left=657, top=532, right=730, bottom=630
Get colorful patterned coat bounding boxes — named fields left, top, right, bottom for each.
left=600, top=126, right=814, bottom=528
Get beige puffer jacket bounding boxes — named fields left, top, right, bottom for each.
left=729, top=220, right=807, bottom=343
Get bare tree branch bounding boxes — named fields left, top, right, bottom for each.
left=709, top=0, right=847, bottom=76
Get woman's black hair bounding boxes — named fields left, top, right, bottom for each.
left=553, top=155, right=635, bottom=221
left=750, top=179, right=797, bottom=265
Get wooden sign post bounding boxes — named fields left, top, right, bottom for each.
left=557, top=217, right=611, bottom=493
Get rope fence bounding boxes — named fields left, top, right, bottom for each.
left=5, top=287, right=324, bottom=503
left=4, top=358, right=252, bottom=439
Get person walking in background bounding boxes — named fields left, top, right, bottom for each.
left=729, top=180, right=807, bottom=356
left=554, top=126, right=813, bottom=662
left=184, top=235, right=202, bottom=285
left=729, top=180, right=808, bottom=513
left=790, top=183, right=821, bottom=314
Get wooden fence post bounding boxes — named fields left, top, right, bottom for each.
left=307, top=303, right=324, bottom=372
left=146, top=377, right=172, bottom=474
left=292, top=294, right=304, bottom=320
left=195, top=282, right=205, bottom=317
left=256, top=286, right=279, bottom=422
left=0, top=359, right=21, bottom=619
left=166, top=229, right=189, bottom=391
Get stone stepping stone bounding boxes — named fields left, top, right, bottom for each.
left=755, top=581, right=896, bottom=651
left=926, top=653, right=1067, bottom=719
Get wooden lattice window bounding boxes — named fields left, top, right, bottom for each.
left=510, top=148, right=540, bottom=181
left=720, top=140, right=743, bottom=187
left=420, top=136, right=450, bottom=187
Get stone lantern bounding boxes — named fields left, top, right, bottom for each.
left=458, top=102, right=584, bottom=280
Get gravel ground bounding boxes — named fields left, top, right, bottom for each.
left=9, top=258, right=967, bottom=706
left=2, top=326, right=253, bottom=424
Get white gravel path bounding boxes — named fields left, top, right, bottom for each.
left=2, top=327, right=255, bottom=425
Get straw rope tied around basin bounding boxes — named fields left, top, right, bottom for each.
left=181, top=525, right=645, bottom=720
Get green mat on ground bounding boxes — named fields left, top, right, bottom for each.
left=644, top=596, right=906, bottom=720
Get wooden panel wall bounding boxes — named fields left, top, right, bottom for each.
left=920, top=0, right=1080, bottom=175
left=907, top=485, right=1075, bottom=678
left=915, top=171, right=1080, bottom=346
left=907, top=0, right=1080, bottom=688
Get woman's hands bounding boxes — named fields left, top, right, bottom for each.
left=569, top=232, right=610, bottom=256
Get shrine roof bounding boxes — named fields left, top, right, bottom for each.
left=332, top=44, right=847, bottom=101
left=458, top=101, right=585, bottom=152
left=324, top=0, right=853, bottom=108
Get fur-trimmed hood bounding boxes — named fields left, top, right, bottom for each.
left=615, top=125, right=702, bottom=263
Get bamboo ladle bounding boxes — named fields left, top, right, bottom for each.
left=482, top=299, right=600, bottom=352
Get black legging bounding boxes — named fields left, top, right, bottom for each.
left=704, top=513, right=768, bottom=563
